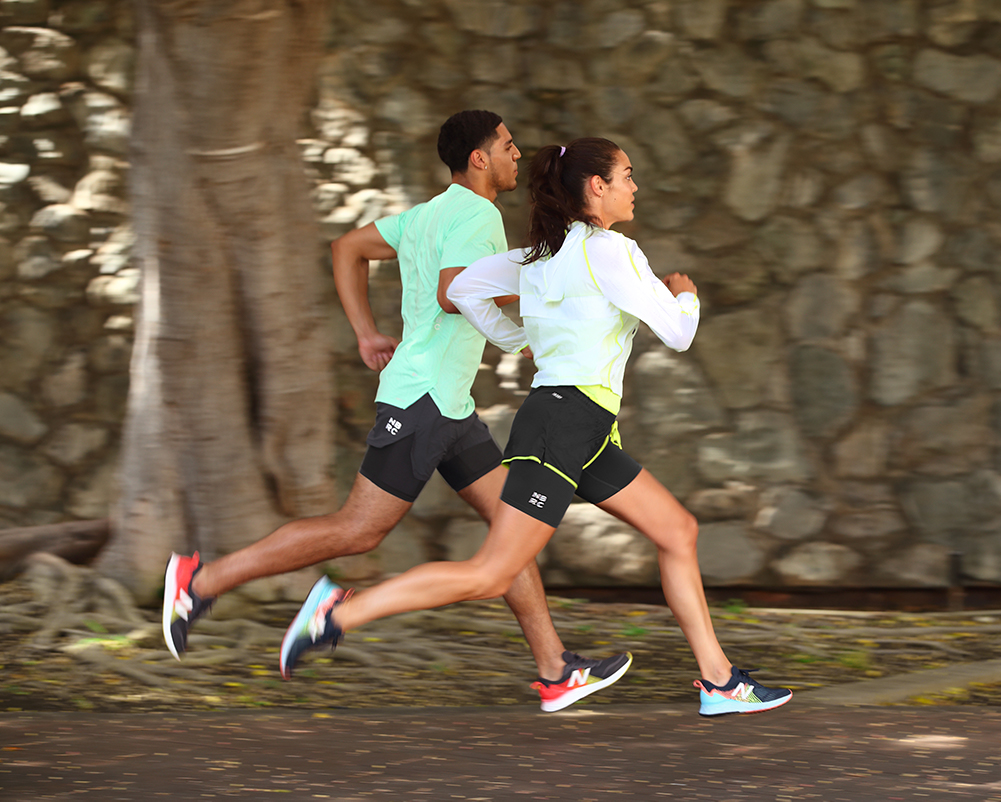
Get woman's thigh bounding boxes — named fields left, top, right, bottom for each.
left=467, top=500, right=558, bottom=585
left=594, top=468, right=697, bottom=551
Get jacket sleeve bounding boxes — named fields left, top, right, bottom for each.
left=583, top=234, right=700, bottom=352
left=446, top=249, right=530, bottom=354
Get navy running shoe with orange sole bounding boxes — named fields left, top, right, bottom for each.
left=162, top=552, right=214, bottom=660
left=532, top=651, right=633, bottom=712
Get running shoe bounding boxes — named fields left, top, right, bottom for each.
left=694, top=667, right=792, bottom=715
left=279, top=576, right=353, bottom=680
left=532, top=650, right=634, bottom=712
left=162, top=551, right=215, bottom=660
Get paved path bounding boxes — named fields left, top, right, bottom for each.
left=4, top=697, right=1001, bottom=801
left=5, top=567, right=1001, bottom=801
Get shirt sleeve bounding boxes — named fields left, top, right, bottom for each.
left=583, top=233, right=700, bottom=352
left=374, top=212, right=405, bottom=251
left=446, top=248, right=530, bottom=354
left=439, top=203, right=506, bottom=271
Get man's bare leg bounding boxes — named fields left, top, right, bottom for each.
left=457, top=466, right=568, bottom=681
left=191, top=474, right=411, bottom=599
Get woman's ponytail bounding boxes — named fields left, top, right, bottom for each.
left=524, top=137, right=622, bottom=263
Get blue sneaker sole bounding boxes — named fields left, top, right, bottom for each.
left=699, top=690, right=793, bottom=716
left=279, top=576, right=336, bottom=680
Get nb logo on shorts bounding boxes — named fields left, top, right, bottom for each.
left=529, top=492, right=547, bottom=508
left=551, top=392, right=563, bottom=399
left=386, top=417, right=402, bottom=435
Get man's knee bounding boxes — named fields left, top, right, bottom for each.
left=342, top=524, right=391, bottom=555
left=309, top=508, right=393, bottom=556
left=348, top=528, right=386, bottom=552
left=337, top=478, right=410, bottom=553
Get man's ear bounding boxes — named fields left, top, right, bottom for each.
left=469, top=148, right=488, bottom=171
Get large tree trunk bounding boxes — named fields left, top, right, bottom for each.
left=98, top=0, right=335, bottom=604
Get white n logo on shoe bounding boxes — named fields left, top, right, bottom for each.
left=308, top=610, right=326, bottom=643
left=731, top=682, right=755, bottom=702
left=568, top=668, right=591, bottom=688
left=174, top=588, right=193, bottom=621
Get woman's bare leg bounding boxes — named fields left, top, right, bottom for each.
left=332, top=502, right=556, bottom=632
left=457, top=467, right=569, bottom=680
left=596, top=468, right=732, bottom=686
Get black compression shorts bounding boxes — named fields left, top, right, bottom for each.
left=359, top=393, right=502, bottom=503
left=500, top=385, right=642, bottom=527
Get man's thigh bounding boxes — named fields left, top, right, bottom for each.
left=358, top=434, right=428, bottom=502
left=339, top=470, right=414, bottom=531
left=455, top=464, right=507, bottom=522
left=438, top=428, right=503, bottom=493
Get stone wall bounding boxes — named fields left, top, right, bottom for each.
left=2, top=0, right=1001, bottom=590
left=0, top=1, right=133, bottom=529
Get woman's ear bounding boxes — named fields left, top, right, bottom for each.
left=587, top=174, right=604, bottom=198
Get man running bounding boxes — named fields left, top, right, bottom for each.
left=163, top=110, right=631, bottom=711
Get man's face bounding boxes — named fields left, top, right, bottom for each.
left=482, top=123, right=521, bottom=194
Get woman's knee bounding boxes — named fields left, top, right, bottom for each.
left=658, top=509, right=699, bottom=557
left=677, top=510, right=699, bottom=552
left=462, top=563, right=513, bottom=600
left=473, top=575, right=514, bottom=601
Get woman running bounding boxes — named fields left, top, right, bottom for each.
left=280, top=137, right=792, bottom=716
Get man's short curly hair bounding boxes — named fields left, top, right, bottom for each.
left=437, top=110, right=503, bottom=175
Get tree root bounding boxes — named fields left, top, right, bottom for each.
left=0, top=519, right=110, bottom=581
left=0, top=613, right=46, bottom=634
left=72, top=645, right=170, bottom=687
left=1, top=553, right=402, bottom=700
left=392, top=607, right=524, bottom=635
left=858, top=639, right=972, bottom=658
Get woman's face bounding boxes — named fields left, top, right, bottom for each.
left=596, top=150, right=637, bottom=228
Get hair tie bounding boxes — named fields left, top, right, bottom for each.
left=559, top=146, right=566, bottom=157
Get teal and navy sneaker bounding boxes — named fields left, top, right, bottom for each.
left=694, top=667, right=792, bottom=715
left=279, top=576, right=353, bottom=680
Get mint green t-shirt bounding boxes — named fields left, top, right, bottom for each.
left=374, top=184, right=508, bottom=419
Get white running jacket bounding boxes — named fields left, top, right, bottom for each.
left=447, top=222, right=700, bottom=397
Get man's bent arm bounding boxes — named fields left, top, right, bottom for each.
left=437, top=266, right=465, bottom=314
left=331, top=223, right=400, bottom=371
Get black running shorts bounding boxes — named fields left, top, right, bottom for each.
left=359, top=393, right=502, bottom=502
left=500, top=385, right=642, bottom=527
